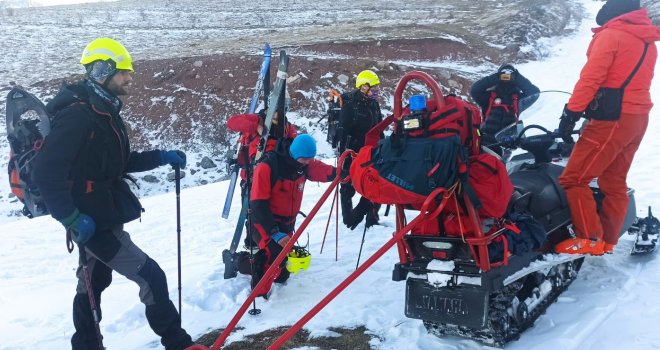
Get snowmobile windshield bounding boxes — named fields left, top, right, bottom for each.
left=495, top=90, right=572, bottom=142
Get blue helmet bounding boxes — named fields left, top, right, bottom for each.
left=289, top=134, right=317, bottom=160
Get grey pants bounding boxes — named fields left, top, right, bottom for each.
left=71, top=226, right=192, bottom=350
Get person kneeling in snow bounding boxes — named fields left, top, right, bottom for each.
left=235, top=134, right=335, bottom=296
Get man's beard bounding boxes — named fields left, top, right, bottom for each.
left=106, top=80, right=129, bottom=96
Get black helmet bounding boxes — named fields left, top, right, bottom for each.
left=596, top=0, right=640, bottom=26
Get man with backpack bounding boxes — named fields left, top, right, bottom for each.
left=555, top=0, right=660, bottom=255
left=235, top=134, right=335, bottom=296
left=470, top=64, right=540, bottom=155
left=32, top=38, right=199, bottom=350
left=337, top=69, right=384, bottom=230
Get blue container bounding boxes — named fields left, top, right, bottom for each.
left=409, top=95, right=427, bottom=112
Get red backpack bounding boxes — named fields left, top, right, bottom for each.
left=350, top=93, right=482, bottom=206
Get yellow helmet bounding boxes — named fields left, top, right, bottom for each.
left=80, top=38, right=133, bottom=72
left=286, top=247, right=312, bottom=274
left=355, top=70, right=380, bottom=89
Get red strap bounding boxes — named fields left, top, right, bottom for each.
left=503, top=221, right=521, bottom=234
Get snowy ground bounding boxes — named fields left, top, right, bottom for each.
left=2, top=0, right=660, bottom=349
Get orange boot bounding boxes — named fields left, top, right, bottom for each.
left=555, top=238, right=604, bottom=255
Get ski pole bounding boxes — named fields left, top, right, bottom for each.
left=384, top=204, right=391, bottom=217
left=79, top=245, right=105, bottom=350
left=320, top=184, right=338, bottom=254
left=356, top=223, right=368, bottom=270
left=335, top=185, right=339, bottom=262
left=175, top=165, right=182, bottom=318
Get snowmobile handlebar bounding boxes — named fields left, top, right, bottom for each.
left=393, top=71, right=445, bottom=119
left=497, top=124, right=579, bottom=164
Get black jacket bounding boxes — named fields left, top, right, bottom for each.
left=338, top=90, right=383, bottom=152
left=469, top=72, right=540, bottom=115
left=33, top=80, right=162, bottom=229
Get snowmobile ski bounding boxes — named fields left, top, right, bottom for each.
left=629, top=206, right=659, bottom=255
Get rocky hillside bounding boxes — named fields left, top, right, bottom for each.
left=0, top=0, right=586, bottom=217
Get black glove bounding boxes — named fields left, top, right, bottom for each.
left=558, top=105, right=583, bottom=144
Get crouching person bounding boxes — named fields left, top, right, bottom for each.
left=236, top=134, right=335, bottom=296
left=33, top=38, right=198, bottom=349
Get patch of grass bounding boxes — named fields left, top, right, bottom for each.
left=195, top=325, right=377, bottom=350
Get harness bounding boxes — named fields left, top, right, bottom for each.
left=485, top=91, right=519, bottom=119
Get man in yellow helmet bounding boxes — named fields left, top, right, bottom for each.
left=33, top=38, right=198, bottom=350
left=337, top=69, right=384, bottom=230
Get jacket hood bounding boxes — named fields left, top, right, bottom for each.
left=593, top=9, right=660, bottom=43
left=46, top=80, right=122, bottom=117
left=45, top=82, right=88, bottom=116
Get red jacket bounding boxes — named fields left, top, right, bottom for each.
left=250, top=152, right=335, bottom=238
left=568, top=9, right=660, bottom=114
left=227, top=113, right=298, bottom=179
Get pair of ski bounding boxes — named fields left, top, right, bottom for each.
left=221, top=44, right=290, bottom=279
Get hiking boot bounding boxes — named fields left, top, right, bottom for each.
left=603, top=243, right=615, bottom=254
left=365, top=211, right=380, bottom=228
left=554, top=238, right=604, bottom=255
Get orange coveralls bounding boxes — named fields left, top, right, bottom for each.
left=559, top=9, right=660, bottom=245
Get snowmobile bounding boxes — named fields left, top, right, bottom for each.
left=395, top=91, right=656, bottom=346
left=207, top=76, right=657, bottom=350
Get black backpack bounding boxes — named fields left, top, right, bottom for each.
left=326, top=89, right=343, bottom=149
left=6, top=87, right=52, bottom=218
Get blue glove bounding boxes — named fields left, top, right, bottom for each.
left=271, top=232, right=288, bottom=243
left=160, top=150, right=187, bottom=169
left=59, top=209, right=96, bottom=245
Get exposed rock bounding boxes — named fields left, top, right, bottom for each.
left=167, top=171, right=186, bottom=182
left=190, top=168, right=197, bottom=175
left=447, top=79, right=462, bottom=90
left=199, top=156, right=217, bottom=169
left=142, top=175, right=159, bottom=183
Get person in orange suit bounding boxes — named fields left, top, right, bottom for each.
left=555, top=0, right=660, bottom=255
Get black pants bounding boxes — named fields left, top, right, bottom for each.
left=71, top=227, right=192, bottom=350
left=236, top=226, right=290, bottom=294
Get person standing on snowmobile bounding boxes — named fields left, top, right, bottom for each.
left=556, top=0, right=660, bottom=255
left=470, top=64, right=540, bottom=155
left=32, top=38, right=199, bottom=350
left=235, top=134, right=335, bottom=296
left=337, top=69, right=384, bottom=230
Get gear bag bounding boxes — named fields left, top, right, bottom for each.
left=6, top=88, right=52, bottom=218
left=326, top=89, right=343, bottom=149
left=468, top=153, right=513, bottom=218
left=350, top=95, right=481, bottom=206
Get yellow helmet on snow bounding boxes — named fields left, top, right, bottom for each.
left=286, top=247, right=312, bottom=274
left=355, top=70, right=380, bottom=89
left=80, top=38, right=133, bottom=72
